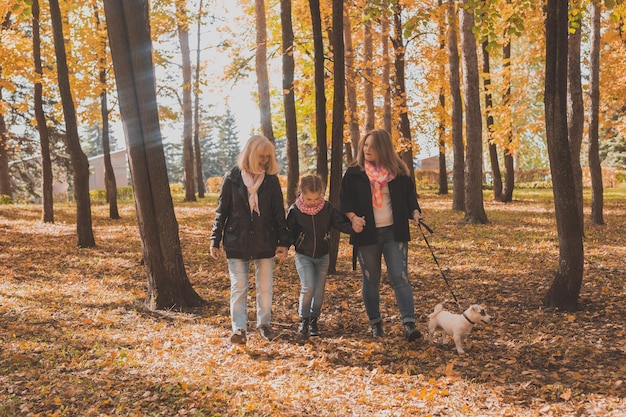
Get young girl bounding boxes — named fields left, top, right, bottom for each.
left=287, top=174, right=357, bottom=339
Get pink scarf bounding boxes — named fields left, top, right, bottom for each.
left=364, top=161, right=395, bottom=208
left=296, top=194, right=325, bottom=216
left=241, top=170, right=265, bottom=215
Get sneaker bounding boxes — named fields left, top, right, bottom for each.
left=230, top=329, right=246, bottom=345
left=309, top=318, right=320, bottom=337
left=297, top=318, right=310, bottom=340
left=258, top=326, right=274, bottom=341
left=403, top=322, right=422, bottom=342
left=371, top=322, right=384, bottom=339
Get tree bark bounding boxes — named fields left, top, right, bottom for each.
left=567, top=5, right=584, bottom=235
left=363, top=14, right=374, bottom=133
left=501, top=38, right=515, bottom=202
left=381, top=0, right=392, bottom=134
left=176, top=0, right=196, bottom=202
left=588, top=2, right=603, bottom=225
left=103, top=0, right=205, bottom=310
left=447, top=0, right=464, bottom=211
left=194, top=0, right=205, bottom=199
left=34, top=0, right=54, bottom=222
left=94, top=6, right=119, bottom=220
left=308, top=0, right=328, bottom=186
left=344, top=5, right=360, bottom=163
left=482, top=41, right=503, bottom=200
left=281, top=0, right=299, bottom=206
left=543, top=0, right=584, bottom=311
left=437, top=0, right=448, bottom=195
left=328, top=0, right=345, bottom=274
left=0, top=14, right=12, bottom=200
left=255, top=0, right=274, bottom=142
left=460, top=1, right=487, bottom=224
left=49, top=0, right=96, bottom=247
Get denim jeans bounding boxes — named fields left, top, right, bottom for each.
left=356, top=225, right=416, bottom=324
left=295, top=252, right=330, bottom=319
left=227, top=257, right=274, bottom=332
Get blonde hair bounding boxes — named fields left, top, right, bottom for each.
left=298, top=174, right=325, bottom=195
left=355, top=129, right=410, bottom=176
left=237, top=135, right=279, bottom=175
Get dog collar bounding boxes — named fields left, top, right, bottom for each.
left=462, top=312, right=475, bottom=325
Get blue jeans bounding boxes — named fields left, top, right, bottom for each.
left=295, top=252, right=330, bottom=319
left=227, top=257, right=274, bottom=332
left=356, top=226, right=416, bottom=324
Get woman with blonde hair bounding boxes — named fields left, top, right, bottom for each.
left=340, top=129, right=423, bottom=342
left=211, top=135, right=290, bottom=344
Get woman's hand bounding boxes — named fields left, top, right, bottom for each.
left=351, top=215, right=365, bottom=233
left=411, top=210, right=422, bottom=226
left=210, top=246, right=221, bottom=259
left=275, top=246, right=288, bottom=262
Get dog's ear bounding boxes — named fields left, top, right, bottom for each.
left=473, top=305, right=487, bottom=316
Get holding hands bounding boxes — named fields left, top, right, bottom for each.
left=349, top=213, right=365, bottom=233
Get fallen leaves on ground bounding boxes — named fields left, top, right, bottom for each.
left=1, top=189, right=625, bottom=416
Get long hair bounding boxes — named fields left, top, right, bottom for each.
left=355, top=129, right=410, bottom=176
left=237, top=135, right=279, bottom=175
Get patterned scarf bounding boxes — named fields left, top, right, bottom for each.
left=241, top=170, right=265, bottom=215
left=295, top=194, right=325, bottom=216
left=364, top=161, right=395, bottom=208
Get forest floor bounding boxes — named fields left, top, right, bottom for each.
left=1, top=188, right=625, bottom=417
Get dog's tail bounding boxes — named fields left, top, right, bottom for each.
left=428, top=303, right=444, bottom=319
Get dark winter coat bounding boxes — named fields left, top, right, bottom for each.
left=287, top=201, right=353, bottom=259
left=210, top=167, right=290, bottom=259
left=339, top=165, right=421, bottom=247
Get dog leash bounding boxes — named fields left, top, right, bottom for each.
left=417, top=219, right=463, bottom=312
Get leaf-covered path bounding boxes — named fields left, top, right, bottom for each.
left=1, top=189, right=625, bottom=416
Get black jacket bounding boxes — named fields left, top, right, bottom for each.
left=339, top=165, right=421, bottom=247
left=211, top=167, right=290, bottom=259
left=287, top=201, right=353, bottom=258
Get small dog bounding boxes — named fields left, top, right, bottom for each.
left=427, top=303, right=492, bottom=354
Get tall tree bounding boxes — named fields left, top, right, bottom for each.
left=32, top=0, right=53, bottom=222
left=381, top=0, right=392, bottom=134
left=447, top=0, right=464, bottom=211
left=176, top=0, right=196, bottom=202
left=344, top=3, right=359, bottom=163
left=437, top=0, right=448, bottom=195
left=94, top=4, right=119, bottom=220
left=482, top=40, right=503, bottom=200
left=328, top=0, right=345, bottom=274
left=363, top=9, right=375, bottom=133
left=49, top=0, right=95, bottom=247
left=308, top=0, right=328, bottom=185
left=103, top=0, right=205, bottom=310
left=460, top=0, right=487, bottom=224
left=567, top=3, right=584, bottom=234
left=193, top=0, right=205, bottom=199
left=588, top=1, right=603, bottom=225
left=543, top=0, right=584, bottom=310
left=500, top=35, right=515, bottom=202
left=0, top=13, right=12, bottom=199
left=281, top=0, right=299, bottom=205
left=255, top=0, right=274, bottom=142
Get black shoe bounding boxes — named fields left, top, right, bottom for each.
left=230, top=329, right=246, bottom=345
left=297, top=318, right=310, bottom=340
left=309, top=318, right=320, bottom=337
left=371, top=322, right=384, bottom=338
left=259, top=326, right=273, bottom=341
left=403, top=322, right=422, bottom=342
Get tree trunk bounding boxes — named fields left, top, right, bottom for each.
left=0, top=14, right=12, bottom=200
left=176, top=0, right=196, bottom=202
left=328, top=0, right=345, bottom=274
left=447, top=0, right=464, bottom=211
left=94, top=6, right=119, bottom=220
left=482, top=41, right=503, bottom=200
left=392, top=4, right=414, bottom=178
left=437, top=0, right=448, bottom=195
left=49, top=0, right=96, bottom=247
left=194, top=0, right=205, bottom=199
left=281, top=0, right=299, bottom=206
left=308, top=0, right=328, bottom=186
left=103, top=0, right=205, bottom=310
left=567, top=5, right=584, bottom=235
left=255, top=0, right=275, bottom=142
left=460, top=1, right=487, bottom=224
left=381, top=0, right=392, bottom=134
left=344, top=4, right=359, bottom=163
left=33, top=0, right=53, bottom=221
left=501, top=38, right=515, bottom=202
left=363, top=14, right=374, bottom=133
left=543, top=0, right=584, bottom=311
left=588, top=2, right=603, bottom=225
